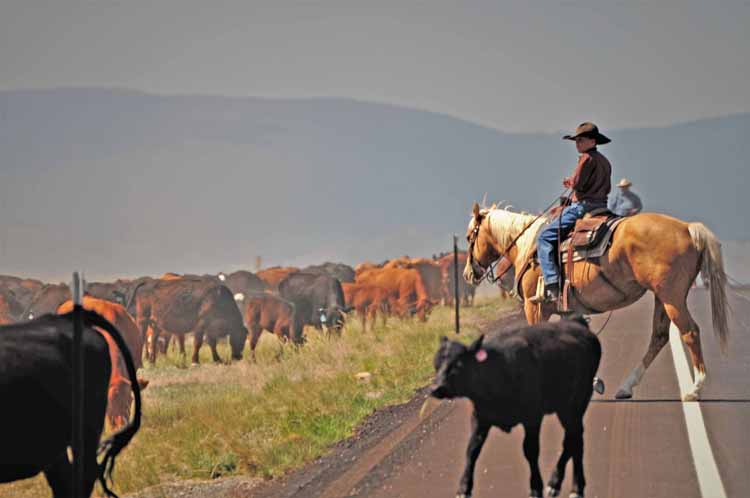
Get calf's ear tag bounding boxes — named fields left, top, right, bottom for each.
left=475, top=349, right=488, bottom=363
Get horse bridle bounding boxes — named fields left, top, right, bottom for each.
left=467, top=201, right=562, bottom=286
left=466, top=217, right=502, bottom=286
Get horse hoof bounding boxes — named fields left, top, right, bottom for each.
left=682, top=392, right=699, bottom=402
left=593, top=377, right=605, bottom=395
left=546, top=486, right=560, bottom=497
left=614, top=388, right=632, bottom=400
left=455, top=494, right=471, bottom=498
left=191, top=362, right=199, bottom=367
left=569, top=493, right=584, bottom=498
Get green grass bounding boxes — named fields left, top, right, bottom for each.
left=0, top=297, right=514, bottom=498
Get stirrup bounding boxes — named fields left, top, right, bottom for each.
left=529, top=286, right=558, bottom=304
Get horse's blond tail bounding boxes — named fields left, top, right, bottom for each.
left=689, top=222, right=730, bottom=353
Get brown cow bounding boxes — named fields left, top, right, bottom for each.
left=242, top=293, right=301, bottom=360
left=58, top=296, right=148, bottom=429
left=354, top=261, right=383, bottom=279
left=0, top=275, right=44, bottom=320
left=0, top=295, right=14, bottom=325
left=133, top=278, right=248, bottom=364
left=356, top=267, right=435, bottom=321
left=25, top=283, right=72, bottom=319
left=437, top=252, right=477, bottom=306
left=257, top=267, right=299, bottom=290
left=342, top=282, right=390, bottom=331
left=384, top=257, right=444, bottom=304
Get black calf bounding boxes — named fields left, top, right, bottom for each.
left=431, top=317, right=601, bottom=498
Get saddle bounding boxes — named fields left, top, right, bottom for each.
left=511, top=210, right=625, bottom=309
left=561, top=209, right=622, bottom=255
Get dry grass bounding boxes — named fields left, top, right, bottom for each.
left=0, top=297, right=513, bottom=498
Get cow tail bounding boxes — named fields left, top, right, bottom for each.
left=124, top=280, right=148, bottom=314
left=81, top=309, right=142, bottom=497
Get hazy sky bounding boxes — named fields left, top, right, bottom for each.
left=1, top=0, right=748, bottom=132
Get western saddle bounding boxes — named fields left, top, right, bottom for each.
left=498, top=208, right=625, bottom=312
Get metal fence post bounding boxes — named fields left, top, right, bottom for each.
left=453, top=235, right=460, bottom=335
left=71, top=271, right=85, bottom=498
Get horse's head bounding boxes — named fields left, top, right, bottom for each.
left=464, top=202, right=501, bottom=285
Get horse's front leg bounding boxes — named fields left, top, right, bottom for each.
left=456, top=413, right=490, bottom=498
left=616, top=296, right=671, bottom=399
left=524, top=299, right=553, bottom=325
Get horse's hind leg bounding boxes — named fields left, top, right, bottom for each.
left=663, top=300, right=706, bottom=401
left=616, top=296, right=671, bottom=399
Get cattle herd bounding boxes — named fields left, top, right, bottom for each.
left=0, top=252, right=484, bottom=496
left=0, top=252, right=478, bottom=428
left=0, top=248, right=611, bottom=498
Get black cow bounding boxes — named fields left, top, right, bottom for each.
left=278, top=272, right=351, bottom=335
left=0, top=309, right=142, bottom=498
left=217, top=270, right=270, bottom=305
left=301, top=262, right=356, bottom=283
left=431, top=317, right=602, bottom=498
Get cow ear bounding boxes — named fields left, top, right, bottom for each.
left=472, top=202, right=481, bottom=219
left=469, top=334, right=484, bottom=353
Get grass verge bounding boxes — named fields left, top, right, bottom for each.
left=0, top=297, right=514, bottom=498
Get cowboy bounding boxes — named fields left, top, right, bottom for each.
left=608, top=178, right=643, bottom=216
left=530, top=122, right=612, bottom=304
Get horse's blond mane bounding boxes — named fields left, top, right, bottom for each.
left=485, top=208, right=548, bottom=265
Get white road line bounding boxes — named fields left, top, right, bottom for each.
left=669, top=323, right=728, bottom=498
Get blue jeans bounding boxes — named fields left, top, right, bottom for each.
left=536, top=201, right=605, bottom=285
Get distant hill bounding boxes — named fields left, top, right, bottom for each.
left=0, top=88, right=747, bottom=281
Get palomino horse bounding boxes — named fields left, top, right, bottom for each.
left=464, top=203, right=729, bottom=401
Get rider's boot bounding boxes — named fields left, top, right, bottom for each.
left=529, top=282, right=559, bottom=304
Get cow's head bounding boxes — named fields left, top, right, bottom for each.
left=229, top=325, right=249, bottom=361
left=430, top=334, right=486, bottom=400
left=320, top=306, right=352, bottom=333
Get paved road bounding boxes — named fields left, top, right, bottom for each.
left=310, top=289, right=749, bottom=498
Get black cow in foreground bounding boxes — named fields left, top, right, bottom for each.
left=278, top=272, right=351, bottom=335
left=431, top=317, right=602, bottom=498
left=0, top=309, right=142, bottom=498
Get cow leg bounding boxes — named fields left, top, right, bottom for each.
left=367, top=304, right=378, bottom=332
left=616, top=296, right=671, bottom=399
left=523, top=421, right=544, bottom=497
left=457, top=413, right=490, bottom=498
left=43, top=451, right=71, bottom=497
left=178, top=333, right=186, bottom=356
left=148, top=324, right=162, bottom=364
left=248, top=324, right=262, bottom=361
left=563, top=417, right=586, bottom=498
left=547, top=413, right=583, bottom=497
left=274, top=324, right=287, bottom=361
left=207, top=335, right=222, bottom=363
left=192, top=332, right=204, bottom=364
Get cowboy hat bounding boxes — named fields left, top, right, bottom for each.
left=617, top=178, right=632, bottom=188
left=562, top=122, right=611, bottom=145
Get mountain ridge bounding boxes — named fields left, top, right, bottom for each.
left=0, top=88, right=747, bottom=282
